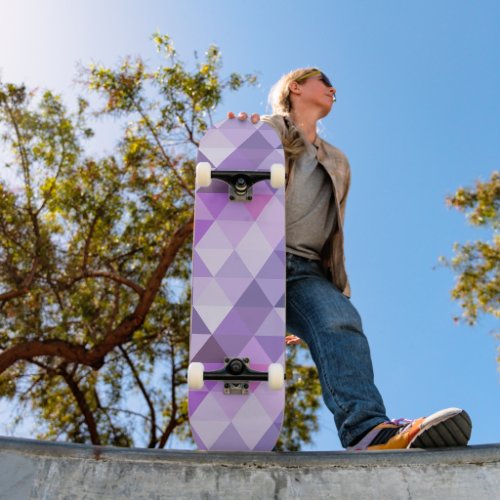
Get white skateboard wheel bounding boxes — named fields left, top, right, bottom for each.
left=196, top=162, right=212, bottom=187
left=188, top=362, right=205, bottom=390
left=268, top=363, right=284, bottom=390
left=270, top=163, right=285, bottom=189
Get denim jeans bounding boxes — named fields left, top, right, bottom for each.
left=286, top=253, right=389, bottom=448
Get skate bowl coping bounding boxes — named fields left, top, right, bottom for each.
left=1, top=436, right=499, bottom=499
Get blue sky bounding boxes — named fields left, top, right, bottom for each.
left=0, top=0, right=498, bottom=450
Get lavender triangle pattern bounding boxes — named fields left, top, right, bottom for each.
left=189, top=118, right=285, bottom=451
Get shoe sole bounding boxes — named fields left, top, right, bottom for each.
left=409, top=408, right=472, bottom=448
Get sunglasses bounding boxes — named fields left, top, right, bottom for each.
left=296, top=69, right=334, bottom=89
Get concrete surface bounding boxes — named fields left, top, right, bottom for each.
left=0, top=436, right=499, bottom=499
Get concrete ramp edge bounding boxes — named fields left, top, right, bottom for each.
left=1, top=436, right=499, bottom=499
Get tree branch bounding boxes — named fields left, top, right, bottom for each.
left=0, top=257, right=39, bottom=302
left=0, top=217, right=193, bottom=374
left=158, top=343, right=179, bottom=448
left=3, top=100, right=43, bottom=250
left=58, top=366, right=101, bottom=445
left=130, top=94, right=194, bottom=198
left=82, top=208, right=102, bottom=271
left=0, top=217, right=32, bottom=256
left=83, top=270, right=145, bottom=296
left=119, top=345, right=157, bottom=447
left=81, top=188, right=120, bottom=271
left=35, top=143, right=67, bottom=216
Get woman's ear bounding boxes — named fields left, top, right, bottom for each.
left=288, top=81, right=301, bottom=96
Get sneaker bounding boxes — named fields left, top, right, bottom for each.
left=348, top=408, right=472, bottom=451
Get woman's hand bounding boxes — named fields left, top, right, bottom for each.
left=285, top=335, right=302, bottom=346
left=227, top=111, right=260, bottom=123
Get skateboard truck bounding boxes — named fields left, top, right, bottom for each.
left=195, top=162, right=286, bottom=202
left=188, top=358, right=285, bottom=394
left=208, top=358, right=268, bottom=395
left=211, top=171, right=270, bottom=202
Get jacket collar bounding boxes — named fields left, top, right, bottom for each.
left=314, top=136, right=337, bottom=178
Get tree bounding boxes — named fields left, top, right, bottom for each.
left=0, top=34, right=322, bottom=449
left=443, top=171, right=499, bottom=336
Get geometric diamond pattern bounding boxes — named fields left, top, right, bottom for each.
left=189, top=118, right=285, bottom=451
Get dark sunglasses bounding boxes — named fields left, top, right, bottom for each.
left=296, top=70, right=334, bottom=89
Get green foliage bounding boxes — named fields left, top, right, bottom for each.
left=442, top=171, right=499, bottom=327
left=275, top=346, right=322, bottom=451
left=0, top=34, right=322, bottom=450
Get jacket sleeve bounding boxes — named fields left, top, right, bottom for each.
left=338, top=155, right=351, bottom=226
left=340, top=155, right=351, bottom=297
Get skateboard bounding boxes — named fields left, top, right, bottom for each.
left=187, top=118, right=286, bottom=451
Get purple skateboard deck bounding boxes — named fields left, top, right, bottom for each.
left=188, top=118, right=286, bottom=451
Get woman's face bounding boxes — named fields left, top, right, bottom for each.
left=295, top=74, right=336, bottom=117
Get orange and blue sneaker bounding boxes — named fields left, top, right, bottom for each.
left=348, top=408, right=472, bottom=451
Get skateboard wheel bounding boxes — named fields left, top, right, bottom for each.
left=270, top=163, right=285, bottom=189
left=188, top=362, right=205, bottom=390
left=268, top=363, right=284, bottom=390
left=196, top=162, right=212, bottom=187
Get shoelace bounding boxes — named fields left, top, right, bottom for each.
left=390, top=418, right=415, bottom=426
left=387, top=417, right=422, bottom=435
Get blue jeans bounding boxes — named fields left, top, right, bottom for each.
left=286, top=253, right=389, bottom=448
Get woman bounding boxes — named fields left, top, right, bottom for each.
left=228, top=67, right=472, bottom=450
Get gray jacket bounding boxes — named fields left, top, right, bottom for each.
left=261, top=114, right=352, bottom=297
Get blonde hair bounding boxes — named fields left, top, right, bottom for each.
left=268, top=67, right=318, bottom=167
left=268, top=67, right=318, bottom=115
